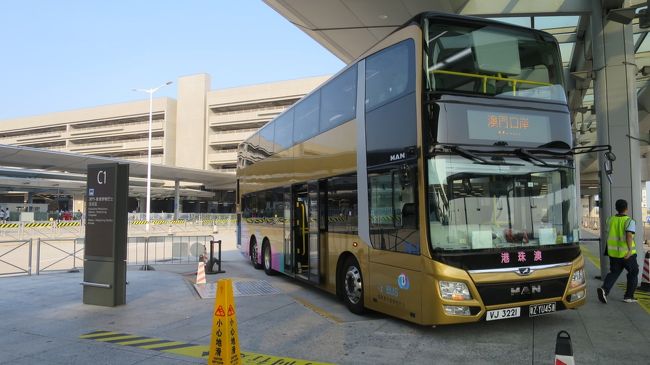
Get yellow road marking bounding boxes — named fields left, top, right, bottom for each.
left=616, top=283, right=650, bottom=314
left=292, top=295, right=344, bottom=324
left=581, top=246, right=600, bottom=268
left=81, top=331, right=334, bottom=364
left=138, top=341, right=184, bottom=349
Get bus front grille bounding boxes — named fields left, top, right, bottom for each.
left=476, top=277, right=569, bottom=306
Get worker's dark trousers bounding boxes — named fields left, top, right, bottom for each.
left=602, top=254, right=639, bottom=299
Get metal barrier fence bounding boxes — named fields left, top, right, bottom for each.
left=0, top=239, right=32, bottom=276
left=36, top=238, right=83, bottom=274
left=0, top=234, right=215, bottom=276
left=582, top=216, right=600, bottom=230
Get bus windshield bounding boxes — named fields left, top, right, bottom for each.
left=425, top=19, right=566, bottom=102
left=427, top=156, right=578, bottom=251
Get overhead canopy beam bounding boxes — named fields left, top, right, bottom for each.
left=455, top=0, right=594, bottom=17
left=265, top=0, right=648, bottom=64
left=0, top=144, right=235, bottom=189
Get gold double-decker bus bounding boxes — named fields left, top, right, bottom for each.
left=236, top=12, right=590, bottom=325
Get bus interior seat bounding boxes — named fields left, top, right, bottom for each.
left=401, top=203, right=417, bottom=228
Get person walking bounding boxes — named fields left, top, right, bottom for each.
left=0, top=208, right=6, bottom=224
left=597, top=199, right=639, bottom=303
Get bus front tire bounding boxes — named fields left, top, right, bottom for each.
left=342, top=256, right=364, bottom=314
left=262, top=241, right=275, bottom=276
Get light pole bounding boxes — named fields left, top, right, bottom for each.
left=132, top=81, right=172, bottom=234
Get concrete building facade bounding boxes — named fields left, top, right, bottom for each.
left=0, top=74, right=330, bottom=175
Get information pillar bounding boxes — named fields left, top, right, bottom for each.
left=82, top=163, right=129, bottom=306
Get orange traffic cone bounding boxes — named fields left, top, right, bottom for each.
left=196, top=261, right=206, bottom=284
left=554, top=330, right=575, bottom=365
left=639, top=251, right=650, bottom=292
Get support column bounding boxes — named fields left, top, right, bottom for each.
left=592, top=2, right=644, bottom=279
left=72, top=194, right=85, bottom=214
left=137, top=198, right=146, bottom=214
left=25, top=192, right=33, bottom=211
left=174, top=179, right=181, bottom=220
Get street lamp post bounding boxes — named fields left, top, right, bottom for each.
left=133, top=81, right=172, bottom=235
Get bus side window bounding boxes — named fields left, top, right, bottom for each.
left=368, top=167, right=420, bottom=255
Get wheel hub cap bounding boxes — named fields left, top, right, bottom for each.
left=345, top=266, right=362, bottom=304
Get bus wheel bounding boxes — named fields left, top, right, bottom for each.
left=342, top=256, right=364, bottom=314
left=262, top=241, right=275, bottom=276
left=250, top=239, right=262, bottom=269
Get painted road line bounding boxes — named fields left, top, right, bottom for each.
left=292, top=295, right=344, bottom=324
left=81, top=331, right=334, bottom=364
left=616, top=283, right=650, bottom=314
left=580, top=245, right=600, bottom=269
left=103, top=336, right=150, bottom=344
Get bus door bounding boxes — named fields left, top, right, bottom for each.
left=282, top=187, right=293, bottom=274
left=292, top=183, right=320, bottom=283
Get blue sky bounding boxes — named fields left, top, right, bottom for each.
left=0, top=1, right=344, bottom=120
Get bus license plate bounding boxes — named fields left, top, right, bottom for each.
left=486, top=307, right=521, bottom=321
left=529, top=303, right=556, bottom=316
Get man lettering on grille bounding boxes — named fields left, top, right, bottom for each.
left=597, top=199, right=639, bottom=303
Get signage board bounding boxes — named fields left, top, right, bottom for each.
left=85, top=164, right=117, bottom=258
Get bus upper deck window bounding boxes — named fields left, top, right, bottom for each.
left=472, top=29, right=521, bottom=76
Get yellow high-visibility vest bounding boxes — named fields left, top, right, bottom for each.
left=606, top=215, right=636, bottom=258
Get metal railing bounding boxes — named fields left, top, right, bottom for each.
left=0, top=239, right=32, bottom=277
left=582, top=216, right=600, bottom=230
left=0, top=234, right=214, bottom=276
left=36, top=238, right=83, bottom=274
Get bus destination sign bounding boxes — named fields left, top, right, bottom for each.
left=467, top=110, right=551, bottom=143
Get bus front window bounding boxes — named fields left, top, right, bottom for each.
left=425, top=19, right=566, bottom=102
left=427, top=156, right=578, bottom=251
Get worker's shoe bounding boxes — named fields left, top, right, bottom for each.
left=623, top=297, right=637, bottom=303
left=597, top=287, right=607, bottom=303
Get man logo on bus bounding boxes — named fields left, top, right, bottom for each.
left=390, top=152, right=406, bottom=162
left=397, top=273, right=410, bottom=290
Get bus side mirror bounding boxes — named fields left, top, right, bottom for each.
left=604, top=151, right=616, bottom=183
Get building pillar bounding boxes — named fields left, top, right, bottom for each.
left=72, top=194, right=85, bottom=213
left=24, top=192, right=33, bottom=211
left=137, top=198, right=146, bottom=214
left=175, top=74, right=210, bottom=169
left=592, top=2, right=644, bottom=279
left=174, top=179, right=181, bottom=220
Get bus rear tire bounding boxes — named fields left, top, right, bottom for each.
left=341, top=256, right=364, bottom=314
left=250, top=238, right=262, bottom=269
left=262, top=240, right=275, bottom=276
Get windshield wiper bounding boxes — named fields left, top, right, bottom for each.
left=515, top=148, right=572, bottom=169
left=451, top=146, right=523, bottom=166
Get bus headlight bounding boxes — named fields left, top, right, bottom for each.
left=568, top=290, right=586, bottom=302
left=439, top=281, right=472, bottom=300
left=444, top=305, right=471, bottom=316
left=570, top=268, right=585, bottom=288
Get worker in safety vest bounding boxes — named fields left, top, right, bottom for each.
left=597, top=199, right=639, bottom=303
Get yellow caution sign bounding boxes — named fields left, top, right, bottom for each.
left=208, top=278, right=241, bottom=365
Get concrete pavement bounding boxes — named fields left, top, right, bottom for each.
left=0, top=233, right=648, bottom=364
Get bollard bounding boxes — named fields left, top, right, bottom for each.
left=638, top=251, right=650, bottom=292
left=206, top=240, right=225, bottom=274
left=196, top=262, right=206, bottom=284
left=554, top=330, right=575, bottom=365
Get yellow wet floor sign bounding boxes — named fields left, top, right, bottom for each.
left=80, top=330, right=333, bottom=364
left=209, top=278, right=241, bottom=365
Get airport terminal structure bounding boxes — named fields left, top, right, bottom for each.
left=1, top=1, right=650, bottom=364
left=0, top=75, right=328, bottom=214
